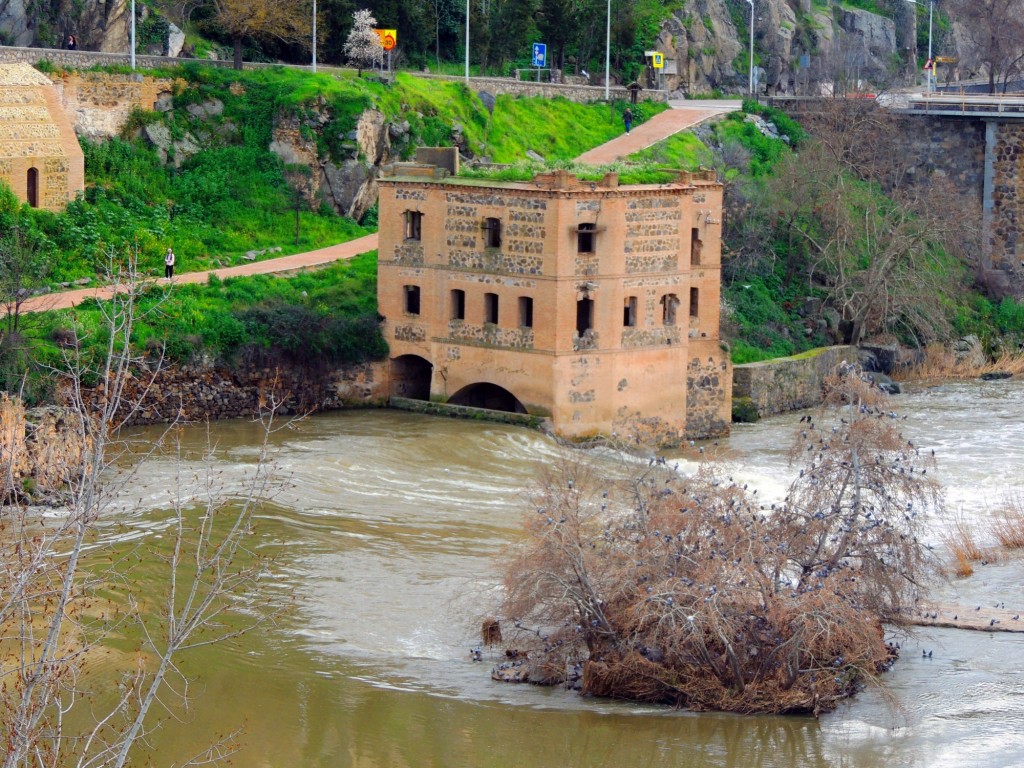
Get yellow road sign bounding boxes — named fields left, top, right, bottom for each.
left=375, top=29, right=397, bottom=51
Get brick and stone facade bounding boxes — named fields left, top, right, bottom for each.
left=377, top=165, right=731, bottom=443
left=0, top=63, right=84, bottom=211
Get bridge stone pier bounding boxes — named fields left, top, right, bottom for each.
left=774, top=95, right=1024, bottom=296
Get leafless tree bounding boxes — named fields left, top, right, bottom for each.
left=757, top=101, right=974, bottom=345
left=947, top=0, right=1024, bottom=93
left=491, top=371, right=940, bottom=715
left=0, top=246, right=280, bottom=767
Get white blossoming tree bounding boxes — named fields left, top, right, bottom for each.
left=344, top=9, right=383, bottom=76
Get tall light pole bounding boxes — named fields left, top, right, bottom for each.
left=130, top=0, right=136, bottom=70
left=604, top=0, right=610, bottom=99
left=312, top=0, right=317, bottom=73
left=746, top=0, right=754, bottom=95
left=904, top=0, right=934, bottom=92
left=465, top=0, right=470, bottom=82
left=926, top=0, right=933, bottom=92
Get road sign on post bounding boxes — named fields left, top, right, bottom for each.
left=375, top=29, right=397, bottom=76
left=532, top=42, right=547, bottom=68
left=532, top=42, right=547, bottom=82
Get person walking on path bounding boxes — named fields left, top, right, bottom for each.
left=164, top=247, right=176, bottom=279
left=623, top=107, right=633, bottom=134
left=66, top=34, right=77, bottom=50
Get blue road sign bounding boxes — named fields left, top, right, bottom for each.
left=532, top=43, right=547, bottom=68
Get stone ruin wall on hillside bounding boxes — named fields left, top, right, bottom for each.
left=49, top=70, right=172, bottom=139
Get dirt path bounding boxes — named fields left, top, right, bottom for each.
left=574, top=101, right=739, bottom=165
left=18, top=232, right=380, bottom=315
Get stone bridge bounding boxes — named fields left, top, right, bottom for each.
left=774, top=94, right=1024, bottom=296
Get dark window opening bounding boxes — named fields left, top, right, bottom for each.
left=690, top=287, right=699, bottom=318
left=405, top=210, right=423, bottom=241
left=519, top=296, right=534, bottom=328
left=576, top=297, right=594, bottom=336
left=484, top=217, right=502, bottom=248
left=451, top=289, right=465, bottom=320
left=578, top=222, right=596, bottom=253
left=484, top=292, right=499, bottom=324
left=623, top=296, right=637, bottom=327
left=404, top=284, right=421, bottom=315
left=691, top=227, right=702, bottom=266
left=26, top=167, right=38, bottom=209
left=660, top=293, right=679, bottom=326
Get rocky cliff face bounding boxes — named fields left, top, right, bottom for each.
left=0, top=0, right=130, bottom=52
left=658, top=0, right=921, bottom=96
left=269, top=100, right=408, bottom=223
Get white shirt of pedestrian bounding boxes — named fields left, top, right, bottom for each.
left=165, top=250, right=175, bottom=265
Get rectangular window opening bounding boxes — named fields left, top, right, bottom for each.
left=519, top=296, right=534, bottom=328
left=484, top=292, right=499, bottom=324
left=661, top=293, right=679, bottom=326
left=690, top=287, right=699, bottom=318
left=691, top=227, right=702, bottom=266
left=405, top=210, right=423, bottom=241
left=576, top=297, right=594, bottom=336
left=451, top=289, right=466, bottom=320
left=578, top=222, right=596, bottom=254
left=404, top=285, right=421, bottom=315
left=623, top=296, right=637, bottom=327
left=484, top=217, right=502, bottom=248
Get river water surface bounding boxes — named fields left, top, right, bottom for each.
left=106, top=380, right=1024, bottom=767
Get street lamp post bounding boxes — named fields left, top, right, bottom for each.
left=605, top=0, right=610, bottom=100
left=904, top=0, right=934, bottom=92
left=312, top=0, right=317, bottom=73
left=130, top=0, right=136, bottom=70
left=746, top=0, right=754, bottom=95
left=465, top=0, right=470, bottom=82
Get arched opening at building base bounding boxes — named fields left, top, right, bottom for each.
left=389, top=355, right=433, bottom=400
left=447, top=383, right=528, bottom=414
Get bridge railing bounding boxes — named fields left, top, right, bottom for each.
left=906, top=93, right=1024, bottom=115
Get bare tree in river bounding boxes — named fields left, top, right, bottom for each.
left=491, top=369, right=941, bottom=715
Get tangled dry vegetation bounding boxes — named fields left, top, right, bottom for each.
left=492, top=371, right=942, bottom=715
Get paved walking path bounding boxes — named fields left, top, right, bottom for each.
left=18, top=232, right=380, bottom=315
left=574, top=100, right=740, bottom=165
left=20, top=100, right=738, bottom=316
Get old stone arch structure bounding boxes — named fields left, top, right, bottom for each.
left=448, top=383, right=527, bottom=414
left=0, top=64, right=84, bottom=211
left=377, top=164, right=733, bottom=444
left=389, top=354, right=433, bottom=400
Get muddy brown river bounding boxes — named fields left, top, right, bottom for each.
left=102, top=379, right=1024, bottom=767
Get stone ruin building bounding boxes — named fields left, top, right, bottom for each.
left=377, top=159, right=731, bottom=444
left=0, top=63, right=84, bottom=211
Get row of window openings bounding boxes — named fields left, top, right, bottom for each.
left=404, top=286, right=699, bottom=331
left=404, top=211, right=704, bottom=264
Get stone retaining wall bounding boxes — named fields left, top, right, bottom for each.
left=0, top=46, right=667, bottom=106
left=91, top=359, right=388, bottom=426
left=732, top=346, right=855, bottom=419
left=417, top=73, right=668, bottom=104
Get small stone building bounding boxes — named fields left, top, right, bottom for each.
left=0, top=63, right=85, bottom=211
left=377, top=164, right=731, bottom=443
